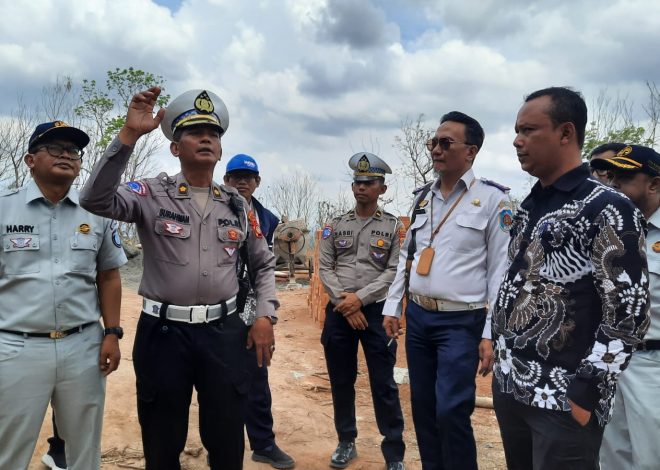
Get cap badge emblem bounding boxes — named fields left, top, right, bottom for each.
left=357, top=155, right=370, bottom=172
left=194, top=91, right=214, bottom=114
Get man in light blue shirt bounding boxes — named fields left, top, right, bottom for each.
left=0, top=121, right=127, bottom=470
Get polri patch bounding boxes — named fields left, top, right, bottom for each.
left=127, top=181, right=147, bottom=196
left=321, top=225, right=333, bottom=239
left=112, top=229, right=122, bottom=248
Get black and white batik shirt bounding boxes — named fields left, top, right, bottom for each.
left=493, top=164, right=650, bottom=426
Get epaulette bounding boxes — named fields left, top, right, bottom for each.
left=412, top=182, right=433, bottom=195
left=481, top=178, right=510, bottom=192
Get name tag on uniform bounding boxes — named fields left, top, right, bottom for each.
left=416, top=246, right=434, bottom=276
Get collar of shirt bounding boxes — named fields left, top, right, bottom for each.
left=523, top=163, right=589, bottom=207
left=431, top=167, right=475, bottom=200
left=25, top=179, right=79, bottom=205
left=649, top=207, right=660, bottom=229
left=345, top=206, right=384, bottom=221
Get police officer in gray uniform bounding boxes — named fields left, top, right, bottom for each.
left=318, top=152, right=406, bottom=470
left=0, top=121, right=127, bottom=470
left=80, top=87, right=279, bottom=470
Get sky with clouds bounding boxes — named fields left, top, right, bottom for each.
left=2, top=0, right=659, bottom=214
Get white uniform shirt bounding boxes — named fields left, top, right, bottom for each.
left=382, top=168, right=512, bottom=338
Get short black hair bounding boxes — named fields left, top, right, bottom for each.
left=525, top=87, right=588, bottom=148
left=589, top=142, right=626, bottom=160
left=440, top=111, right=485, bottom=150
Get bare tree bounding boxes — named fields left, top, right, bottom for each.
left=263, top=170, right=318, bottom=225
left=0, top=97, right=37, bottom=189
left=316, top=189, right=352, bottom=228
left=393, top=114, right=435, bottom=188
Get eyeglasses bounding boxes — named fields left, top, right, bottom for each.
left=35, top=144, right=84, bottom=160
left=590, top=168, right=609, bottom=178
left=426, top=137, right=472, bottom=151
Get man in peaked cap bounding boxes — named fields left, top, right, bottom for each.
left=588, top=142, right=627, bottom=184
left=223, top=154, right=294, bottom=469
left=383, top=111, right=512, bottom=470
left=591, top=145, right=660, bottom=470
left=0, top=121, right=126, bottom=470
left=318, top=152, right=406, bottom=470
left=80, top=87, right=279, bottom=470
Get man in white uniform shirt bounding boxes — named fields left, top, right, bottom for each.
left=382, top=111, right=512, bottom=470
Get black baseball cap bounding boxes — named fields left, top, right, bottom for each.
left=589, top=144, right=660, bottom=177
left=28, top=121, right=90, bottom=151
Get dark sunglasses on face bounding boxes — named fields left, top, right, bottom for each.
left=426, top=137, right=471, bottom=151
left=590, top=167, right=609, bottom=178
left=35, top=144, right=84, bottom=160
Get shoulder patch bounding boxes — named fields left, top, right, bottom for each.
left=126, top=181, right=148, bottom=196
left=321, top=224, right=333, bottom=239
left=481, top=178, right=510, bottom=193
left=499, top=208, right=514, bottom=232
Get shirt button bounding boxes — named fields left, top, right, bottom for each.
left=202, top=220, right=207, bottom=225
left=53, top=235, right=58, bottom=240
left=202, top=271, right=209, bottom=276
left=54, top=258, right=60, bottom=263
left=202, top=246, right=208, bottom=251
left=55, top=280, right=61, bottom=285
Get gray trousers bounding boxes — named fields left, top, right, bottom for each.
left=600, top=350, right=660, bottom=470
left=0, top=323, right=106, bottom=470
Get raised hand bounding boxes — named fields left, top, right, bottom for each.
left=118, top=86, right=166, bottom=146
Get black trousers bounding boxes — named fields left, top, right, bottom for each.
left=321, top=301, right=405, bottom=463
left=245, top=348, right=276, bottom=451
left=493, top=384, right=604, bottom=470
left=133, top=312, right=250, bottom=470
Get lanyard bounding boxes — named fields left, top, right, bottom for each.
left=427, top=178, right=476, bottom=246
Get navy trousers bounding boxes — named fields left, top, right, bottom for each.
left=321, top=301, right=405, bottom=463
left=405, top=301, right=486, bottom=470
left=245, top=348, right=276, bottom=451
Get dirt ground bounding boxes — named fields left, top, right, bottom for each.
left=29, top=265, right=506, bottom=469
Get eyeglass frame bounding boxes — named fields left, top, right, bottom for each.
left=426, top=137, right=473, bottom=152
left=33, top=143, right=85, bottom=160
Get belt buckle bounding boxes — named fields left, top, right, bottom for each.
left=190, top=306, right=208, bottom=324
left=420, top=296, right=436, bottom=311
left=50, top=330, right=67, bottom=339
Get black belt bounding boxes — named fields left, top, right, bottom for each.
left=638, top=340, right=660, bottom=351
left=0, top=322, right=96, bottom=339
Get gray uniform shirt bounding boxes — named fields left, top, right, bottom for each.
left=383, top=168, right=512, bottom=338
left=79, top=137, right=278, bottom=318
left=318, top=207, right=403, bottom=306
left=0, top=180, right=127, bottom=331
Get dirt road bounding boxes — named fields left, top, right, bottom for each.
left=30, top=286, right=505, bottom=469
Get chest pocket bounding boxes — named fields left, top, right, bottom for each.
left=217, top=227, right=246, bottom=265
left=2, top=233, right=41, bottom=275
left=70, top=233, right=99, bottom=273
left=153, top=219, right=191, bottom=266
left=369, top=236, right=391, bottom=264
left=451, top=212, right=488, bottom=253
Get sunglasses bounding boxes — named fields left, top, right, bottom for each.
left=426, top=137, right=472, bottom=151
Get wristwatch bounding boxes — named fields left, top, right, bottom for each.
left=104, top=326, right=124, bottom=339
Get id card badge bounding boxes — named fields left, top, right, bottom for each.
left=416, top=246, right=435, bottom=276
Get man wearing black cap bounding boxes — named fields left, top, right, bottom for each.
left=80, top=88, right=279, bottom=470
left=588, top=142, right=626, bottom=184
left=0, top=121, right=127, bottom=469
left=590, top=145, right=660, bottom=470
left=318, top=152, right=406, bottom=470
left=492, top=88, right=649, bottom=470
left=223, top=154, right=294, bottom=469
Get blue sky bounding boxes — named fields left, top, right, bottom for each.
left=1, top=0, right=659, bottom=215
